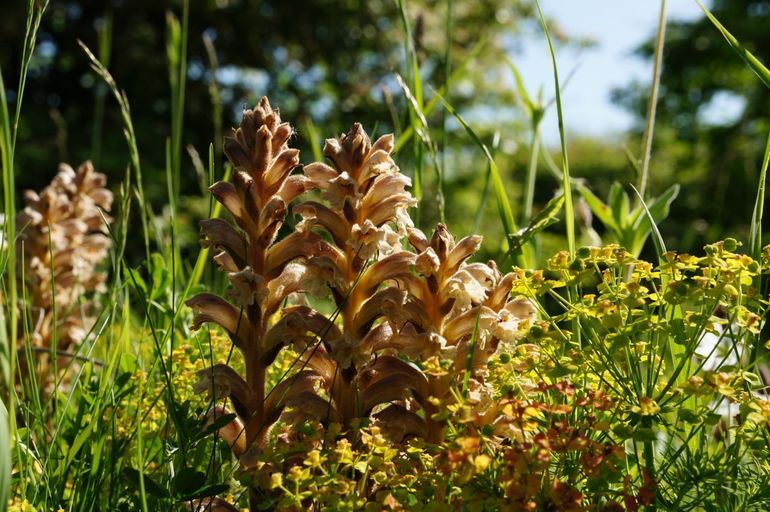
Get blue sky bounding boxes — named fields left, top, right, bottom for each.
left=516, top=1, right=709, bottom=144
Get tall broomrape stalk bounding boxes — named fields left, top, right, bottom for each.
left=186, top=97, right=325, bottom=453
left=17, top=161, right=113, bottom=390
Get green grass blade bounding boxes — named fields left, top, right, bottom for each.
left=166, top=0, right=189, bottom=196
left=436, top=93, right=518, bottom=255
left=395, top=74, right=445, bottom=223
left=303, top=117, right=323, bottom=162
left=508, top=193, right=564, bottom=255
left=203, top=33, right=223, bottom=166
left=394, top=40, right=486, bottom=152
left=2, top=3, right=49, bottom=469
left=0, top=399, right=8, bottom=512
left=440, top=0, right=454, bottom=191
left=631, top=185, right=667, bottom=261
left=535, top=0, right=575, bottom=257
left=79, top=40, right=150, bottom=264
left=505, top=57, right=536, bottom=114
left=472, top=132, right=499, bottom=234
left=696, top=0, right=770, bottom=90
left=749, top=132, right=770, bottom=260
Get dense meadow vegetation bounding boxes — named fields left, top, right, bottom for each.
left=3, top=0, right=770, bottom=510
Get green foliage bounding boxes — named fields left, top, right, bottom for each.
left=578, top=181, right=680, bottom=257
left=6, top=1, right=770, bottom=511
left=615, top=0, right=770, bottom=252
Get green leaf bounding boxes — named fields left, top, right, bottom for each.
left=631, top=185, right=667, bottom=261
left=677, top=408, right=700, bottom=424
left=632, top=427, right=658, bottom=442
left=124, top=467, right=169, bottom=498
left=577, top=185, right=616, bottom=230
left=608, top=182, right=629, bottom=229
left=178, top=483, right=231, bottom=502
left=508, top=193, right=565, bottom=254
left=633, top=184, right=680, bottom=228
left=750, top=131, right=770, bottom=259
left=125, top=263, right=148, bottom=295
left=436, top=94, right=519, bottom=253
left=149, top=252, right=171, bottom=301
left=696, top=0, right=770, bottom=90
left=629, top=184, right=680, bottom=254
left=0, top=399, right=9, bottom=511
left=172, top=467, right=207, bottom=497
left=505, top=57, right=535, bottom=114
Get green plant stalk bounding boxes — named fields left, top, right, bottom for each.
left=135, top=404, right=149, bottom=512
left=440, top=0, right=453, bottom=213
left=637, top=0, right=667, bottom=202
left=749, top=132, right=770, bottom=260
left=203, top=33, right=223, bottom=167
left=91, top=10, right=113, bottom=167
left=2, top=6, right=48, bottom=507
left=396, top=0, right=424, bottom=225
left=79, top=41, right=151, bottom=265
left=461, top=308, right=481, bottom=399
left=749, top=132, right=770, bottom=367
left=520, top=119, right=543, bottom=268
left=641, top=415, right=657, bottom=507
left=523, top=120, right=542, bottom=225
left=535, top=0, right=574, bottom=259
left=394, top=40, right=486, bottom=153
left=165, top=139, right=177, bottom=400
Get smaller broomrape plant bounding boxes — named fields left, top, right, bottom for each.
left=395, top=223, right=537, bottom=442
left=17, top=161, right=113, bottom=391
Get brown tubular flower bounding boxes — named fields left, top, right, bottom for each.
left=17, top=162, right=113, bottom=387
left=186, top=97, right=323, bottom=449
left=395, top=223, right=536, bottom=442
left=288, top=123, right=426, bottom=433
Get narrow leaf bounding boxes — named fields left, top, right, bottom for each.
left=508, top=194, right=565, bottom=254
left=696, top=0, right=770, bottom=90
left=631, top=185, right=666, bottom=261
left=750, top=131, right=770, bottom=259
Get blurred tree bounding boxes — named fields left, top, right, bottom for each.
left=0, top=0, right=534, bottom=203
left=613, top=0, right=770, bottom=250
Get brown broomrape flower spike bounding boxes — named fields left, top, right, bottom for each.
left=286, top=123, right=426, bottom=432
left=187, top=97, right=323, bottom=451
left=17, top=161, right=113, bottom=389
left=393, top=223, right=537, bottom=442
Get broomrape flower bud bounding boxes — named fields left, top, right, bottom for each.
left=17, top=161, right=112, bottom=391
